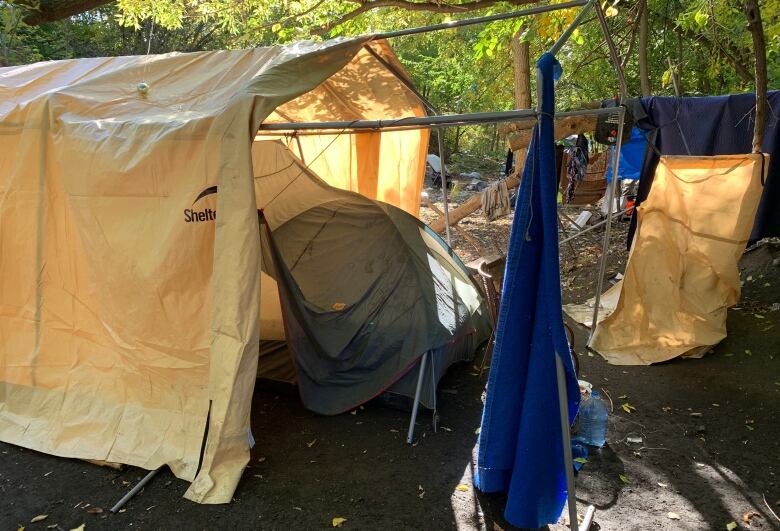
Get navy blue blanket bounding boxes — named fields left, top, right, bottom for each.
left=630, top=91, right=780, bottom=245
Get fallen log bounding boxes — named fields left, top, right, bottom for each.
left=428, top=114, right=597, bottom=234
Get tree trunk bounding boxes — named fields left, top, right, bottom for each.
left=510, top=34, right=532, bottom=176
left=638, top=0, right=651, bottom=96
left=744, top=0, right=768, bottom=153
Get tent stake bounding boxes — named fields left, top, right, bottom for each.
left=406, top=352, right=429, bottom=444
left=110, top=468, right=160, bottom=513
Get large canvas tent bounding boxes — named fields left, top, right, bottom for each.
left=0, top=38, right=489, bottom=504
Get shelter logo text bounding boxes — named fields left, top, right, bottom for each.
left=185, top=186, right=217, bottom=223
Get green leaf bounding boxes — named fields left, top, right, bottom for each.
left=271, top=23, right=281, bottom=33
left=574, top=457, right=588, bottom=464
left=694, top=10, right=709, bottom=27
left=619, top=474, right=629, bottom=484
left=621, top=403, right=636, bottom=414
left=726, top=522, right=738, bottom=531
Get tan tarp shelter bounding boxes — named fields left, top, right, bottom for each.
left=0, top=38, right=434, bottom=503
left=589, top=154, right=768, bottom=364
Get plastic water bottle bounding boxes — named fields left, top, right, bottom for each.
left=576, top=390, right=609, bottom=447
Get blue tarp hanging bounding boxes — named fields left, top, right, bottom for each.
left=605, top=126, right=645, bottom=182
left=474, top=53, right=580, bottom=529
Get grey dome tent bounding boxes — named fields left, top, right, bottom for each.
left=253, top=140, right=491, bottom=415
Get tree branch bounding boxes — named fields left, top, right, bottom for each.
left=20, top=0, right=115, bottom=25
left=314, top=0, right=540, bottom=35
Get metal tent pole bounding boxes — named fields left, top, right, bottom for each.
left=110, top=468, right=160, bottom=513
left=259, top=109, right=537, bottom=133
left=373, top=0, right=588, bottom=40
left=588, top=107, right=625, bottom=340
left=437, top=128, right=452, bottom=245
left=406, top=352, right=429, bottom=444
left=255, top=107, right=631, bottom=136
left=549, top=0, right=594, bottom=56
left=555, top=355, right=579, bottom=530
left=593, top=1, right=629, bottom=102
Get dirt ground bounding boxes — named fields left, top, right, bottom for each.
left=2, top=180, right=779, bottom=531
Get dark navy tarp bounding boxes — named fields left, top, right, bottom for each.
left=475, top=53, right=580, bottom=529
left=630, top=92, right=780, bottom=245
left=605, top=126, right=645, bottom=182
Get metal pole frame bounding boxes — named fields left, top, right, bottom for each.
left=437, top=128, right=452, bottom=245
left=406, top=352, right=429, bottom=444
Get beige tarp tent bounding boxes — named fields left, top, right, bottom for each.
left=589, top=154, right=768, bottom=364
left=0, top=38, right=430, bottom=503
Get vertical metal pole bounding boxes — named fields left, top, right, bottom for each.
left=593, top=1, right=628, bottom=102
left=538, top=50, right=580, bottom=527
left=437, top=129, right=452, bottom=245
left=406, top=352, right=429, bottom=444
left=588, top=108, right=625, bottom=340
left=555, top=355, right=579, bottom=529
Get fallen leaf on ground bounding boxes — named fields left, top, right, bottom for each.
left=658, top=482, right=668, bottom=488
left=726, top=522, right=738, bottom=530
left=46, top=525, right=58, bottom=529
left=31, top=515, right=48, bottom=523
left=456, top=484, right=470, bottom=492
left=332, top=517, right=347, bottom=527
left=17, top=527, right=24, bottom=531
left=754, top=314, right=765, bottom=319
left=745, top=349, right=753, bottom=356
left=306, top=439, right=317, bottom=448
left=619, top=474, right=629, bottom=484
left=618, top=395, right=627, bottom=399
left=690, top=412, right=703, bottom=418
left=573, top=457, right=588, bottom=464
left=389, top=429, right=398, bottom=433
left=293, top=506, right=303, bottom=511
left=69, top=525, right=85, bottom=531
left=621, top=403, right=636, bottom=413
left=742, top=511, right=760, bottom=523
left=86, top=507, right=103, bottom=514
left=474, top=427, right=481, bottom=435
left=440, top=426, right=452, bottom=432
left=667, top=512, right=681, bottom=520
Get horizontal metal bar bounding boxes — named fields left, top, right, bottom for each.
left=372, top=0, right=588, bottom=40
left=257, top=105, right=622, bottom=135
left=259, top=109, right=538, bottom=133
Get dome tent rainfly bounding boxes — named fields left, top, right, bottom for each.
left=0, top=38, right=489, bottom=504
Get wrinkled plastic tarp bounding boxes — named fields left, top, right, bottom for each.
left=0, top=37, right=433, bottom=504
left=591, top=155, right=768, bottom=364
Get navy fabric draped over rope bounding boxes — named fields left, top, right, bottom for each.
left=629, top=91, right=780, bottom=247
left=475, top=53, right=580, bottom=529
